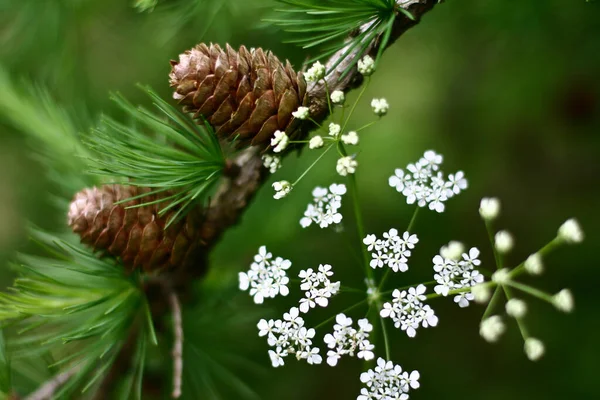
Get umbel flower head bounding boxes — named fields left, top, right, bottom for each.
left=388, top=150, right=468, bottom=213
left=323, top=314, right=374, bottom=366
left=358, top=358, right=420, bottom=400
left=363, top=229, right=419, bottom=272
left=300, top=184, right=347, bottom=229
left=239, top=246, right=291, bottom=304
left=432, top=246, right=484, bottom=307
left=169, top=43, right=309, bottom=150
left=380, top=284, right=438, bottom=337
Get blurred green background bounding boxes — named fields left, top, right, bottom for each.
left=1, top=0, right=598, bottom=399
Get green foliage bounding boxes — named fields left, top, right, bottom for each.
left=0, top=331, right=10, bottom=397
left=180, top=273, right=267, bottom=400
left=0, top=67, right=94, bottom=195
left=0, top=229, right=154, bottom=398
left=267, top=0, right=413, bottom=76
left=134, top=0, right=159, bottom=12
left=86, top=86, right=226, bottom=228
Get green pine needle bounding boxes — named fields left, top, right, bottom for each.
left=0, top=228, right=153, bottom=398
left=85, top=86, right=226, bottom=228
left=267, top=0, right=412, bottom=77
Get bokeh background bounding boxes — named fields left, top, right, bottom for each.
left=1, top=0, right=598, bottom=399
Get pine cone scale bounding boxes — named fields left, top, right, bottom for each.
left=68, top=185, right=207, bottom=274
left=170, top=43, right=308, bottom=149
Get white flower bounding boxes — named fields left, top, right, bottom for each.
left=492, top=268, right=511, bottom=285
left=380, top=285, right=438, bottom=337
left=239, top=246, right=291, bottom=304
left=371, top=98, right=389, bottom=116
left=323, top=315, right=374, bottom=366
left=300, top=183, right=346, bottom=229
left=480, top=315, right=505, bottom=343
left=298, top=265, right=340, bottom=313
left=524, top=338, right=545, bottom=361
left=494, top=231, right=514, bottom=253
left=262, top=154, right=281, bottom=173
left=309, top=135, right=324, bottom=149
left=440, top=241, right=464, bottom=261
left=479, top=197, right=500, bottom=220
left=336, top=156, right=357, bottom=176
left=273, top=180, right=292, bottom=199
left=364, top=230, right=418, bottom=272
left=389, top=150, right=467, bottom=212
left=505, top=298, right=527, bottom=318
left=330, top=90, right=345, bottom=104
left=358, top=358, right=419, bottom=400
left=259, top=306, right=322, bottom=367
left=471, top=284, right=491, bottom=303
left=558, top=218, right=584, bottom=244
left=328, top=123, right=341, bottom=138
left=553, top=289, right=574, bottom=313
left=270, top=130, right=289, bottom=153
left=341, top=131, right=359, bottom=145
left=292, top=106, right=310, bottom=120
left=357, top=55, right=375, bottom=76
left=432, top=246, right=484, bottom=308
left=305, top=61, right=326, bottom=82
left=524, top=253, right=543, bottom=275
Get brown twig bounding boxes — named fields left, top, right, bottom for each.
left=24, top=367, right=80, bottom=400
left=166, top=286, right=184, bottom=399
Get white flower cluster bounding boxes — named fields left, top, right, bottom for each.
left=257, top=307, right=322, bottom=367
left=270, top=130, right=289, bottom=153
left=239, top=246, right=291, bottom=304
left=380, top=284, right=438, bottom=337
left=357, top=55, right=375, bottom=76
left=300, top=184, right=347, bottom=229
left=363, top=229, right=418, bottom=272
left=433, top=247, right=484, bottom=308
left=336, top=156, right=357, bottom=176
left=305, top=61, right=326, bottom=82
left=358, top=358, right=420, bottom=400
left=371, top=98, right=389, bottom=116
left=292, top=106, right=310, bottom=120
left=324, top=314, right=374, bottom=366
left=388, top=150, right=468, bottom=213
left=298, top=265, right=341, bottom=313
left=262, top=154, right=281, bottom=173
left=273, top=180, right=292, bottom=199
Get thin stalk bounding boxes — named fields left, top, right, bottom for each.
left=292, top=143, right=334, bottom=186
left=484, top=220, right=502, bottom=269
left=341, top=78, right=370, bottom=133
left=313, top=299, right=367, bottom=330
left=348, top=173, right=372, bottom=279
left=510, top=238, right=560, bottom=278
left=505, top=280, right=554, bottom=304
left=502, top=285, right=529, bottom=339
left=481, top=286, right=503, bottom=320
left=379, top=312, right=391, bottom=360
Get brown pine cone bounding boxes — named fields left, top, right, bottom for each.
left=68, top=185, right=206, bottom=274
left=169, top=43, right=308, bottom=149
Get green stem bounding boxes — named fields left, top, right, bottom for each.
left=502, top=285, right=529, bottom=339
left=341, top=77, right=370, bottom=133
left=484, top=220, right=502, bottom=270
left=313, top=299, right=367, bottom=330
left=378, top=312, right=391, bottom=360
left=379, top=280, right=437, bottom=296
left=481, top=285, right=503, bottom=320
left=324, top=81, right=333, bottom=116
left=348, top=173, right=372, bottom=279
left=354, top=120, right=378, bottom=133
left=505, top=280, right=554, bottom=304
left=292, top=143, right=334, bottom=186
left=510, top=237, right=560, bottom=278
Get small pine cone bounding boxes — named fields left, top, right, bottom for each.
left=68, top=185, right=206, bottom=273
left=169, top=43, right=308, bottom=149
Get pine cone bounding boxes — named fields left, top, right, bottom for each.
left=68, top=185, right=206, bottom=273
left=169, top=43, right=308, bottom=149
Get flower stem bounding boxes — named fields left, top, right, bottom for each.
left=502, top=285, right=529, bottom=339
left=292, top=143, right=334, bottom=186
left=510, top=237, right=560, bottom=278
left=481, top=285, right=503, bottom=320
left=378, top=312, right=391, bottom=360
left=505, top=280, right=554, bottom=304
left=348, top=173, right=372, bottom=280
left=313, top=299, right=367, bottom=330
left=341, top=77, right=370, bottom=133
left=484, top=220, right=502, bottom=269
